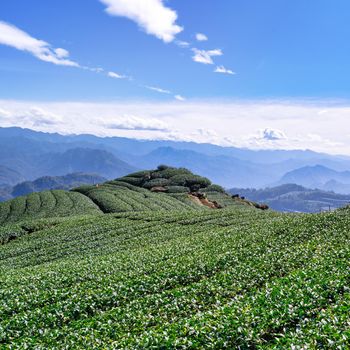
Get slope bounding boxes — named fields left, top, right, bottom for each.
left=0, top=206, right=349, bottom=348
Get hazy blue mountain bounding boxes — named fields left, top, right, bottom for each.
left=229, top=184, right=350, bottom=213
left=2, top=127, right=350, bottom=188
left=127, top=147, right=280, bottom=188
left=3, top=126, right=350, bottom=163
left=322, top=180, right=350, bottom=194
left=0, top=166, right=25, bottom=186
left=0, top=185, right=12, bottom=202
left=11, top=173, right=107, bottom=198
left=279, top=165, right=350, bottom=190
left=38, top=148, right=136, bottom=179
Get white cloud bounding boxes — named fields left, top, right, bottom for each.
left=192, top=48, right=223, bottom=65
left=108, top=71, right=127, bottom=79
left=145, top=86, right=171, bottom=94
left=175, top=95, right=186, bottom=101
left=0, top=21, right=79, bottom=67
left=0, top=108, right=11, bottom=118
left=83, top=67, right=104, bottom=73
left=100, top=0, right=183, bottom=43
left=260, top=128, right=287, bottom=141
left=1, top=99, right=350, bottom=155
left=54, top=48, right=69, bottom=58
left=195, top=33, right=208, bottom=42
left=26, top=107, right=63, bottom=126
left=215, top=65, right=235, bottom=75
left=175, top=40, right=190, bottom=48
left=105, top=114, right=169, bottom=131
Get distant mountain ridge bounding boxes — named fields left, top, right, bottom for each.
left=1, top=127, right=350, bottom=189
left=11, top=173, right=107, bottom=198
left=229, top=183, right=350, bottom=213
left=0, top=166, right=24, bottom=186
left=0, top=173, right=107, bottom=201
left=279, top=165, right=350, bottom=193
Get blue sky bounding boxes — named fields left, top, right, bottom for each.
left=0, top=0, right=350, bottom=154
left=1, top=0, right=350, bottom=100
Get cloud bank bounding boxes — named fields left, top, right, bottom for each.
left=0, top=99, right=349, bottom=155
left=0, top=21, right=78, bottom=67
left=100, top=0, right=183, bottom=42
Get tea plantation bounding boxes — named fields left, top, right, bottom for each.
left=0, top=167, right=349, bottom=348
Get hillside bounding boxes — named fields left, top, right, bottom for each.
left=229, top=184, right=350, bottom=212
left=0, top=190, right=103, bottom=225
left=0, top=201, right=350, bottom=347
left=0, top=166, right=349, bottom=347
left=0, top=166, right=249, bottom=225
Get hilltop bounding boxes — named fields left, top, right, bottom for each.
left=0, top=166, right=255, bottom=226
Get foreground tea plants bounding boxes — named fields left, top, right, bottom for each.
left=0, top=206, right=349, bottom=348
left=0, top=190, right=102, bottom=225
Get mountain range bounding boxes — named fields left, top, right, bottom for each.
left=1, top=127, right=350, bottom=191
left=0, top=173, right=107, bottom=201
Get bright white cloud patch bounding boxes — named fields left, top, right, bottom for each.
left=175, top=95, right=186, bottom=101
left=0, top=21, right=78, bottom=67
left=195, top=33, right=208, bottom=41
left=100, top=0, right=183, bottom=43
left=192, top=48, right=223, bottom=65
left=215, top=65, right=235, bottom=75
left=145, top=86, right=171, bottom=94
left=108, top=71, right=127, bottom=79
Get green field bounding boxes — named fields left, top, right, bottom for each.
left=0, top=167, right=349, bottom=348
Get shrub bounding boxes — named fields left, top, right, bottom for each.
left=165, top=186, right=190, bottom=193
left=125, top=170, right=151, bottom=179
left=200, top=184, right=226, bottom=193
left=157, top=167, right=192, bottom=179
left=143, top=178, right=170, bottom=189
left=170, top=174, right=211, bottom=191
left=119, top=177, right=145, bottom=187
